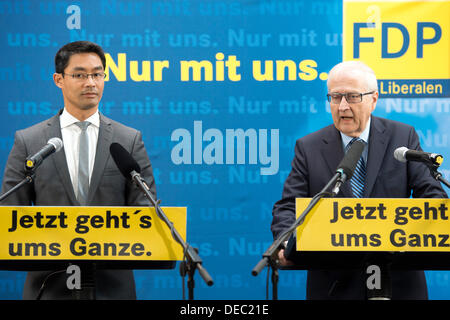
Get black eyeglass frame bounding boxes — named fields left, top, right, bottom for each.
left=327, top=91, right=375, bottom=104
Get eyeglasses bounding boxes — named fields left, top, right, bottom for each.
left=62, top=72, right=106, bottom=81
left=327, top=91, right=375, bottom=104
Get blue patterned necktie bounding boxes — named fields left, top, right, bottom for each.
left=346, top=138, right=366, bottom=198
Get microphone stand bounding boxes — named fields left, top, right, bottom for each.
left=130, top=171, right=214, bottom=299
left=365, top=253, right=393, bottom=300
left=72, top=262, right=96, bottom=300
left=427, top=163, right=450, bottom=188
left=251, top=172, right=340, bottom=299
left=434, top=172, right=450, bottom=188
left=0, top=170, right=35, bottom=202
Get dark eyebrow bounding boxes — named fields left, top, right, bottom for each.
left=71, top=66, right=104, bottom=72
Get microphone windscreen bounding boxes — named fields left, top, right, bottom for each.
left=110, top=142, right=141, bottom=179
left=338, top=139, right=365, bottom=179
left=48, top=137, right=63, bottom=152
left=394, top=147, right=408, bottom=163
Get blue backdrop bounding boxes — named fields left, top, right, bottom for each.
left=0, top=0, right=448, bottom=299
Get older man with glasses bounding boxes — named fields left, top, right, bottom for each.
left=271, top=60, right=448, bottom=300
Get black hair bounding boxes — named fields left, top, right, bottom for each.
left=54, top=41, right=106, bottom=73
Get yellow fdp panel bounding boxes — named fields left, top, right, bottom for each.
left=343, top=1, right=449, bottom=97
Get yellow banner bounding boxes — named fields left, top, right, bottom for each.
left=296, top=198, right=450, bottom=252
left=0, top=206, right=186, bottom=260
left=343, top=0, right=449, bottom=97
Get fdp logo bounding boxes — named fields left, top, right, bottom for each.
left=343, top=1, right=449, bottom=97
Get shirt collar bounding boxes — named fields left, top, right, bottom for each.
left=340, top=116, right=371, bottom=148
left=60, top=108, right=100, bottom=129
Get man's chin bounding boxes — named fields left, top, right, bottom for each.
left=337, top=125, right=361, bottom=137
left=79, top=103, right=98, bottom=111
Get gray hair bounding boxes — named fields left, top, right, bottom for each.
left=327, top=60, right=378, bottom=92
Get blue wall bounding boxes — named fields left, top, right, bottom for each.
left=0, top=0, right=448, bottom=299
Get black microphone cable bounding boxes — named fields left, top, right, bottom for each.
left=35, top=269, right=66, bottom=300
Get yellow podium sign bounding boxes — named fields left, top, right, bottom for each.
left=296, top=198, right=450, bottom=252
left=0, top=206, right=186, bottom=260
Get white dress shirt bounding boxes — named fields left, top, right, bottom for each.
left=60, top=109, right=99, bottom=197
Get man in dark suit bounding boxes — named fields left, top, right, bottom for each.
left=271, top=61, right=448, bottom=299
left=0, top=41, right=157, bottom=299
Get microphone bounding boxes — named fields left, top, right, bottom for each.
left=394, top=147, right=443, bottom=167
left=331, top=139, right=365, bottom=195
left=110, top=142, right=141, bottom=178
left=109, top=142, right=152, bottom=191
left=109, top=142, right=214, bottom=288
left=25, top=137, right=63, bottom=170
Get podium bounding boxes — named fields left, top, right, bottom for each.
left=0, top=206, right=187, bottom=261
left=0, top=206, right=185, bottom=299
left=257, top=198, right=450, bottom=299
left=285, top=245, right=450, bottom=270
left=0, top=259, right=175, bottom=272
left=285, top=197, right=450, bottom=270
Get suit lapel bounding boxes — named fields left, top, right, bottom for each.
left=45, top=111, right=79, bottom=205
left=87, top=114, right=113, bottom=204
left=321, top=126, right=353, bottom=197
left=364, top=116, right=388, bottom=197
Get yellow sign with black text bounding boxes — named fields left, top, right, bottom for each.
left=296, top=198, right=450, bottom=251
left=343, top=0, right=449, bottom=97
left=0, top=206, right=186, bottom=260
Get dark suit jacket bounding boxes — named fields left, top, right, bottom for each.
left=0, top=110, right=157, bottom=300
left=271, top=116, right=448, bottom=300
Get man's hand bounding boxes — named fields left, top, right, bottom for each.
left=277, top=249, right=294, bottom=266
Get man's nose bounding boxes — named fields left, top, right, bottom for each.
left=84, top=75, right=96, bottom=86
left=338, top=98, right=350, bottom=111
